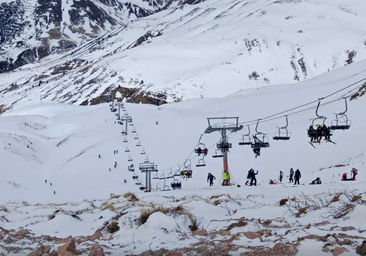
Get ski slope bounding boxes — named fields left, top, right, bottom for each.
left=1, top=52, right=366, bottom=255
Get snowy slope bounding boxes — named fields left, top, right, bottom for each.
left=1, top=0, right=366, bottom=111
left=0, top=51, right=366, bottom=255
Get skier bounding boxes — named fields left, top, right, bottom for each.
left=207, top=173, right=216, bottom=186
left=203, top=148, right=208, bottom=156
left=98, top=154, right=101, bottom=159
left=289, top=168, right=294, bottom=183
left=279, top=171, right=284, bottom=182
left=322, top=124, right=330, bottom=140
left=53, top=191, right=56, bottom=195
left=351, top=168, right=358, bottom=179
left=222, top=170, right=230, bottom=186
left=50, top=183, right=52, bottom=186
left=124, top=179, right=127, bottom=183
left=109, top=168, right=111, bottom=172
left=294, top=169, right=301, bottom=185
left=308, top=125, right=316, bottom=142
left=253, top=148, right=260, bottom=158
left=196, top=147, right=202, bottom=155
left=310, top=177, right=322, bottom=185
left=45, top=179, right=47, bottom=184
left=116, top=149, right=118, bottom=154
left=316, top=124, right=322, bottom=142
left=250, top=169, right=258, bottom=186
left=114, top=150, right=116, bottom=154
left=156, top=121, right=158, bottom=125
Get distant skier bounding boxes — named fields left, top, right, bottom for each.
left=156, top=121, right=159, bottom=125
left=203, top=148, right=208, bottom=156
left=45, top=179, right=47, bottom=183
left=310, top=177, right=322, bottom=185
left=294, top=169, right=301, bottom=185
left=53, top=191, right=56, bottom=195
left=222, top=170, right=230, bottom=186
left=279, top=171, right=284, bottom=182
left=351, top=168, right=358, bottom=179
left=207, top=173, right=216, bottom=186
left=114, top=150, right=116, bottom=154
left=116, top=149, right=118, bottom=154
left=253, top=148, right=260, bottom=158
left=250, top=169, right=258, bottom=186
left=98, top=154, right=101, bottom=159
left=289, top=168, right=294, bottom=183
left=50, top=183, right=52, bottom=186
left=109, top=168, right=111, bottom=172
left=124, top=179, right=127, bottom=183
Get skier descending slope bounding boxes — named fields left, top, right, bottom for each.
left=207, top=173, right=216, bottom=186
left=294, top=169, right=301, bottom=185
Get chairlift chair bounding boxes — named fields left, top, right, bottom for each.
left=132, top=174, right=138, bottom=180
left=141, top=148, right=146, bottom=155
left=125, top=147, right=130, bottom=153
left=135, top=180, right=142, bottom=185
left=216, top=140, right=232, bottom=151
left=139, top=186, right=146, bottom=191
left=129, top=123, right=134, bottom=127
left=155, top=182, right=161, bottom=191
left=153, top=173, right=159, bottom=180
left=194, top=136, right=208, bottom=156
left=134, top=134, right=139, bottom=140
left=121, top=131, right=127, bottom=135
left=162, top=180, right=171, bottom=191
left=330, top=98, right=351, bottom=130
left=273, top=116, right=291, bottom=141
left=212, top=149, right=224, bottom=158
left=308, top=99, right=333, bottom=141
left=159, top=171, right=166, bottom=180
left=144, top=156, right=149, bottom=163
left=239, top=126, right=252, bottom=145
left=136, top=141, right=141, bottom=147
left=196, top=158, right=206, bottom=167
left=128, top=156, right=133, bottom=162
left=123, top=137, right=128, bottom=143
left=251, top=120, right=270, bottom=148
left=132, top=128, right=137, bottom=133
left=167, top=169, right=174, bottom=179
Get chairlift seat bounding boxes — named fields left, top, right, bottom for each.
left=251, top=142, right=270, bottom=148
left=196, top=163, right=206, bottom=167
left=132, top=130, right=136, bottom=133
left=125, top=149, right=130, bottom=152
left=135, top=182, right=141, bottom=185
left=216, top=143, right=232, bottom=149
left=239, top=141, right=252, bottom=145
left=273, top=136, right=290, bottom=141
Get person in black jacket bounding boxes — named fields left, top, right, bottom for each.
left=250, top=169, right=259, bottom=186
left=294, top=169, right=301, bottom=185
left=207, top=173, right=216, bottom=186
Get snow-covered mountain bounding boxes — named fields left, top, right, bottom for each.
left=0, top=0, right=176, bottom=73
left=0, top=50, right=366, bottom=256
left=1, top=0, right=366, bottom=110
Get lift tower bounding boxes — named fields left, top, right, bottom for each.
left=121, top=115, right=132, bottom=135
left=205, top=117, right=243, bottom=185
left=139, top=162, right=158, bottom=192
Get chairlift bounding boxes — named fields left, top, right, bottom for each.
left=273, top=115, right=291, bottom=141
left=132, top=174, right=138, bottom=180
left=118, top=120, right=123, bottom=125
left=136, top=141, right=141, bottom=147
left=330, top=98, right=351, bottom=130
left=216, top=138, right=232, bottom=152
left=144, top=156, right=149, bottom=163
left=134, top=134, right=139, bottom=140
left=194, top=135, right=208, bottom=156
left=307, top=99, right=333, bottom=141
left=182, top=160, right=193, bottom=179
left=132, top=128, right=137, bottom=133
left=121, top=131, right=127, bottom=135
left=155, top=182, right=161, bottom=191
left=135, top=180, right=142, bottom=185
left=162, top=180, right=171, bottom=191
left=141, top=148, right=146, bottom=155
left=159, top=171, right=166, bottom=180
left=123, top=137, right=128, bottom=143
left=251, top=120, right=270, bottom=148
left=174, top=165, right=181, bottom=177
left=129, top=123, right=134, bottom=127
left=128, top=164, right=134, bottom=172
left=153, top=173, right=159, bottom=180
left=238, top=125, right=252, bottom=145
left=171, top=177, right=182, bottom=190
left=167, top=169, right=174, bottom=179
left=125, top=147, right=130, bottom=153
left=128, top=155, right=133, bottom=162
left=212, top=149, right=224, bottom=158
left=196, top=157, right=206, bottom=167
left=139, top=186, right=146, bottom=191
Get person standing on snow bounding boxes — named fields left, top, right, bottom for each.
left=294, top=169, right=301, bottom=185
left=222, top=170, right=230, bottom=186
left=351, top=168, right=358, bottom=179
left=250, top=170, right=258, bottom=186
left=207, top=173, right=216, bottom=186
left=289, top=168, right=294, bottom=183
left=279, top=171, right=284, bottom=182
